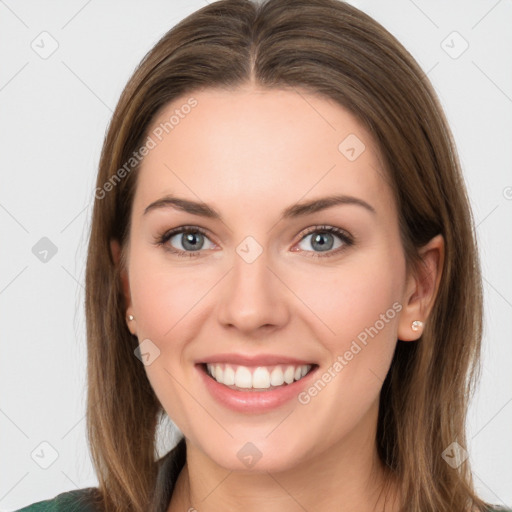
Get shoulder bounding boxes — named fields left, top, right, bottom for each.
left=14, top=487, right=101, bottom=512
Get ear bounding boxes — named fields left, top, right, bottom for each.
left=397, top=234, right=444, bottom=341
left=110, top=239, right=136, bottom=335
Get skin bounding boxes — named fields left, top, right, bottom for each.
left=111, top=85, right=444, bottom=512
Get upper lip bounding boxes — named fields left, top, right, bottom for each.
left=197, top=353, right=317, bottom=367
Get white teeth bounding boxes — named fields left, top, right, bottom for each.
left=270, top=366, right=284, bottom=386
left=234, top=366, right=252, bottom=388
left=252, top=367, right=271, bottom=389
left=223, top=365, right=235, bottom=385
left=205, top=363, right=313, bottom=390
left=283, top=366, right=295, bottom=384
left=214, top=364, right=223, bottom=382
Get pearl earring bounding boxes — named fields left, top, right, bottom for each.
left=411, top=320, right=423, bottom=331
left=128, top=314, right=135, bottom=321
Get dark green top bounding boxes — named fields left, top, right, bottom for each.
left=13, top=437, right=512, bottom=512
left=14, top=488, right=100, bottom=512
left=14, top=438, right=187, bottom=512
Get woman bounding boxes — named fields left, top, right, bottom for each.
left=16, top=0, right=510, bottom=511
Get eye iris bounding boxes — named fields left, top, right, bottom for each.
left=182, top=232, right=203, bottom=251
left=311, top=232, right=334, bottom=252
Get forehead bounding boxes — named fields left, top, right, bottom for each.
left=133, top=86, right=394, bottom=220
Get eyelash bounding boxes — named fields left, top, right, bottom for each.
left=154, top=224, right=354, bottom=259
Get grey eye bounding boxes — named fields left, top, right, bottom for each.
left=298, top=231, right=344, bottom=253
left=168, top=231, right=215, bottom=252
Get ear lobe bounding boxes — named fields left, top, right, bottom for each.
left=397, top=234, right=445, bottom=341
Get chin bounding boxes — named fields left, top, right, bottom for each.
left=197, top=435, right=310, bottom=474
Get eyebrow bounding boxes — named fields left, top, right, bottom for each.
left=143, top=193, right=376, bottom=220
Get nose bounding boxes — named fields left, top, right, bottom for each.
left=216, top=246, right=290, bottom=335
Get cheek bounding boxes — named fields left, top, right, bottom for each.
left=129, top=251, right=208, bottom=340
left=127, top=252, right=209, bottom=425
left=126, top=248, right=205, bottom=383
left=287, top=256, right=403, bottom=435
left=287, top=252, right=405, bottom=414
left=293, top=253, right=403, bottom=345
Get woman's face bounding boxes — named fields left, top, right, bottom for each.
left=116, top=85, right=420, bottom=472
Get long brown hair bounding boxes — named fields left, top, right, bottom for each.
left=84, top=1, right=489, bottom=510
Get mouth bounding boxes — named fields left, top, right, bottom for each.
left=198, top=362, right=319, bottom=392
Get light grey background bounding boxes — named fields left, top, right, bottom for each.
left=1, top=0, right=511, bottom=510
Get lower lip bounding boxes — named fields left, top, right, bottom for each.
left=196, top=364, right=318, bottom=414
